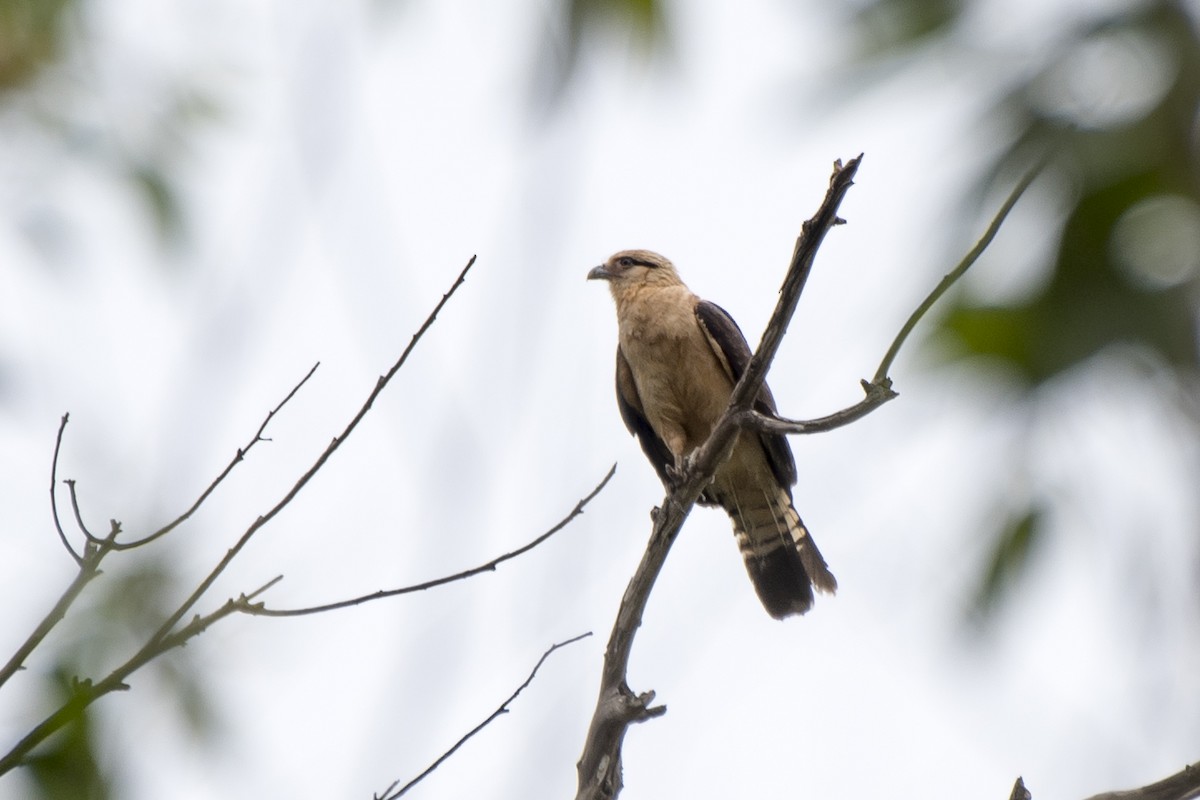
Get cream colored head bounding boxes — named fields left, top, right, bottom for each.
left=586, top=249, right=684, bottom=291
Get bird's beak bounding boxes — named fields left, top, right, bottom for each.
left=587, top=264, right=612, bottom=281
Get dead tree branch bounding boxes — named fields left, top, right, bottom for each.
left=1011, top=761, right=1200, bottom=800
left=575, top=154, right=1045, bottom=799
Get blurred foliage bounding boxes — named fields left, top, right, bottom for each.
left=23, top=669, right=110, bottom=800
left=0, top=0, right=74, bottom=91
left=1, top=0, right=208, bottom=251
left=849, top=0, right=964, bottom=57
left=14, top=558, right=213, bottom=798
left=969, top=506, right=1042, bottom=623
left=846, top=0, right=1200, bottom=619
left=949, top=1, right=1200, bottom=383
left=537, top=0, right=668, bottom=107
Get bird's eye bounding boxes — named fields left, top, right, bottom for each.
left=617, top=256, right=633, bottom=268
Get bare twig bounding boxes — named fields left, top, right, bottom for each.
left=0, top=256, right=477, bottom=777
left=113, top=362, right=321, bottom=550
left=48, top=414, right=81, bottom=563
left=249, top=464, right=616, bottom=618
left=575, top=157, right=862, bottom=800
left=376, top=633, right=592, bottom=800
left=63, top=479, right=99, bottom=544
left=872, top=156, right=1045, bottom=386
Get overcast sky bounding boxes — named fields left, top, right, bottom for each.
left=2, top=1, right=1198, bottom=798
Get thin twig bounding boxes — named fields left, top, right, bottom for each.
left=48, top=413, right=81, bottom=564
left=249, top=464, right=615, bottom=617
left=872, top=156, right=1046, bottom=385
left=376, top=633, right=592, bottom=800
left=63, top=480, right=99, bottom=544
left=113, top=362, right=321, bottom=550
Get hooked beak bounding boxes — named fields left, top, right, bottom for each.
left=587, top=264, right=612, bottom=281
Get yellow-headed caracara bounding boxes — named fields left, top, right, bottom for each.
left=589, top=249, right=836, bottom=619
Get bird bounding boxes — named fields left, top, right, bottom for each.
left=588, top=249, right=836, bottom=618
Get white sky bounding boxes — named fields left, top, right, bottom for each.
left=2, top=0, right=1198, bottom=798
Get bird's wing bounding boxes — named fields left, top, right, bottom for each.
left=615, top=346, right=675, bottom=488
left=693, top=300, right=798, bottom=488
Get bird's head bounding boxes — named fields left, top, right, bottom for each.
left=587, top=250, right=684, bottom=291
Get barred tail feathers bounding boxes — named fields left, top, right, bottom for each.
left=720, top=482, right=836, bottom=619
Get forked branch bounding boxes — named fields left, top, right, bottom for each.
left=575, top=155, right=1045, bottom=799
left=0, top=256, right=481, bottom=777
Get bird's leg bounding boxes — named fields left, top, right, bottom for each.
left=661, top=432, right=690, bottom=491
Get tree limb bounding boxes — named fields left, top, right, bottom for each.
left=1012, top=762, right=1200, bottom=800
left=1083, top=761, right=1200, bottom=800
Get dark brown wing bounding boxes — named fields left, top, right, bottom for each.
left=615, top=347, right=675, bottom=488
left=694, top=300, right=798, bottom=488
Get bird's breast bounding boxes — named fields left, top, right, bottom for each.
left=617, top=294, right=733, bottom=450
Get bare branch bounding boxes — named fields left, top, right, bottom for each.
left=376, top=633, right=592, bottom=800
left=1083, top=762, right=1200, bottom=800
left=0, top=256, right=477, bottom=777
left=2, top=366, right=317, bottom=707
left=248, top=463, right=616, bottom=618
left=741, top=377, right=897, bottom=437
left=0, top=526, right=120, bottom=692
left=729, top=155, right=863, bottom=414
left=575, top=157, right=861, bottom=800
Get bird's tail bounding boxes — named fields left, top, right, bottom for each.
left=722, top=484, right=837, bottom=619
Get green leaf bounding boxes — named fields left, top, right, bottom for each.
left=969, top=506, right=1042, bottom=625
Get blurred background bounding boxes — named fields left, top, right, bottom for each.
left=1, top=0, right=1199, bottom=797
